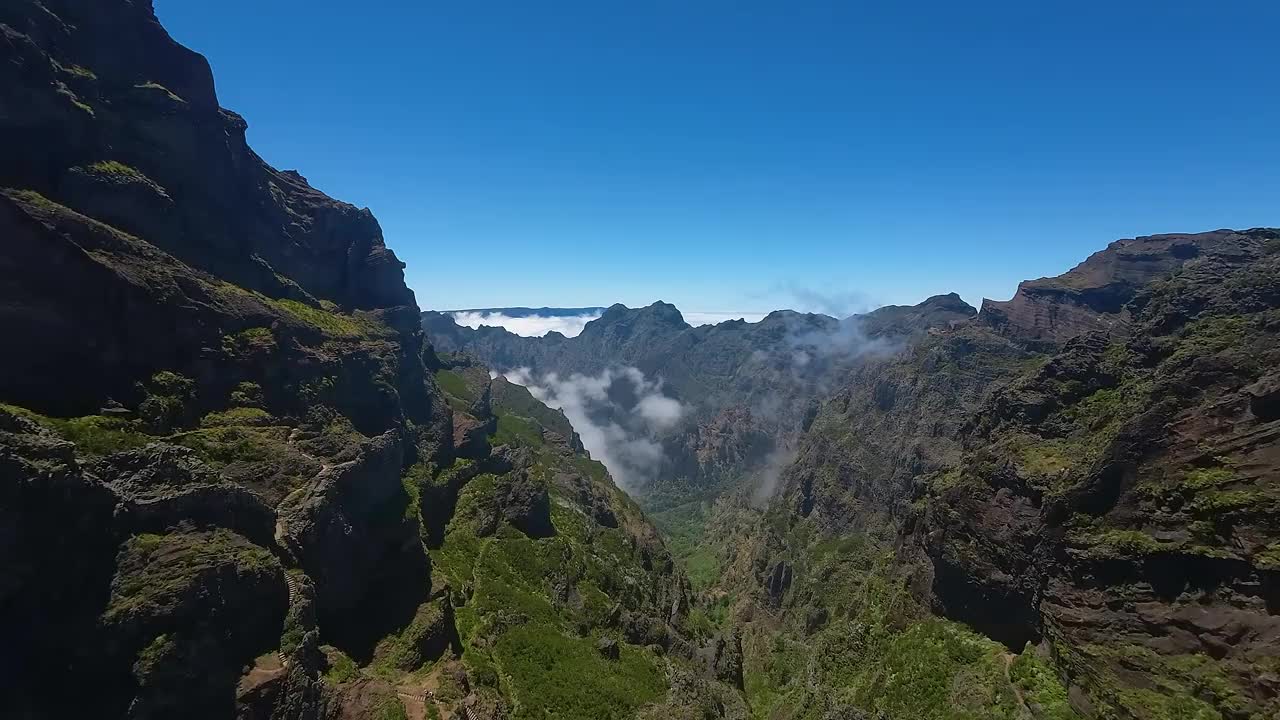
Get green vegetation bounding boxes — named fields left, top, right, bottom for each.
left=104, top=530, right=280, bottom=622
left=372, top=598, right=451, bottom=671
left=844, top=620, right=1016, bottom=719
left=650, top=500, right=719, bottom=589
left=229, top=381, right=265, bottom=408
left=84, top=160, right=166, bottom=195
left=1182, top=467, right=1237, bottom=490
left=208, top=281, right=389, bottom=340
left=1076, top=644, right=1258, bottom=720
left=58, top=62, right=97, bottom=79
left=1, top=404, right=151, bottom=456
left=270, top=298, right=388, bottom=338
left=493, top=624, right=664, bottom=720
left=54, top=81, right=94, bottom=115
left=222, top=327, right=276, bottom=356
left=376, top=697, right=408, bottom=720
left=90, top=160, right=142, bottom=178
left=1256, top=542, right=1280, bottom=570
left=134, top=81, right=185, bottom=103
left=172, top=425, right=292, bottom=466
left=1168, top=315, right=1253, bottom=366
left=1189, top=489, right=1273, bottom=515
left=1017, top=439, right=1072, bottom=478
left=420, top=390, right=686, bottom=718
left=928, top=467, right=968, bottom=491
left=1075, top=528, right=1165, bottom=559
left=138, top=371, right=196, bottom=433
left=280, top=609, right=305, bottom=656
left=3, top=190, right=149, bottom=246
left=746, top=615, right=1038, bottom=720
left=134, top=634, right=176, bottom=679
left=1009, top=645, right=1076, bottom=720
left=400, top=462, right=430, bottom=522
left=199, top=407, right=270, bottom=427
left=493, top=413, right=544, bottom=448
left=435, top=370, right=474, bottom=403
left=742, top=518, right=1073, bottom=720
left=323, top=648, right=359, bottom=684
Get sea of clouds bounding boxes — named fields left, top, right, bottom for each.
left=449, top=310, right=603, bottom=338
left=450, top=308, right=767, bottom=337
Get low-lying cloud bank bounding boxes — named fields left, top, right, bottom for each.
left=503, top=366, right=684, bottom=491
left=450, top=310, right=602, bottom=338
left=450, top=307, right=769, bottom=337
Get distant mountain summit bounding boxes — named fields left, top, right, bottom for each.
left=423, top=295, right=978, bottom=504
left=441, top=306, right=607, bottom=318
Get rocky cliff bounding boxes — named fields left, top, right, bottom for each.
left=918, top=231, right=1280, bottom=719
left=732, top=229, right=1280, bottom=719
left=0, top=2, right=718, bottom=718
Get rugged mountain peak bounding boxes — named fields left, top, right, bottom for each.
left=855, top=292, right=977, bottom=338
left=588, top=301, right=690, bottom=332
left=0, top=0, right=414, bottom=316
left=918, top=292, right=976, bottom=313
left=977, top=228, right=1267, bottom=346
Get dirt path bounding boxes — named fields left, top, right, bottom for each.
left=395, top=667, right=448, bottom=720
left=238, top=653, right=287, bottom=695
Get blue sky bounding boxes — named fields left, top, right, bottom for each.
left=156, top=1, right=1279, bottom=316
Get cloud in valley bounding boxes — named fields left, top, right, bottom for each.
left=449, top=306, right=771, bottom=336
left=503, top=366, right=684, bottom=491
left=450, top=310, right=602, bottom=337
left=750, top=447, right=798, bottom=508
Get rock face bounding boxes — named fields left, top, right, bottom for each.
left=732, top=228, right=1280, bottom=719
left=977, top=230, right=1257, bottom=346
left=0, top=3, right=716, bottom=719
left=919, top=234, right=1280, bottom=718
left=0, top=0, right=430, bottom=421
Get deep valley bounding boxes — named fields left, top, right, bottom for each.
left=1, top=2, right=1278, bottom=720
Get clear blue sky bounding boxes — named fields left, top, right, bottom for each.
left=156, top=1, right=1278, bottom=315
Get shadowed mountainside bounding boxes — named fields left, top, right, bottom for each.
left=0, top=2, right=734, bottom=718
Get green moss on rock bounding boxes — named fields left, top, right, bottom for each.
left=104, top=530, right=280, bottom=623
left=0, top=403, right=151, bottom=456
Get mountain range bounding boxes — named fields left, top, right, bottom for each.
left=425, top=229, right=1280, bottom=719
left=2, top=2, right=1278, bottom=720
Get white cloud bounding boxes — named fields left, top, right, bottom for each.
left=502, top=366, right=684, bottom=491
left=450, top=308, right=765, bottom=334
left=635, top=394, right=683, bottom=429
left=450, top=311, right=602, bottom=337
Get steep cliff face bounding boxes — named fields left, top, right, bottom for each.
left=423, top=357, right=745, bottom=719
left=0, top=3, right=714, bottom=719
left=761, top=230, right=1270, bottom=565
left=729, top=229, right=1280, bottom=719
left=977, top=231, right=1254, bottom=347
left=0, top=0, right=425, bottom=421
left=919, top=232, right=1280, bottom=719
